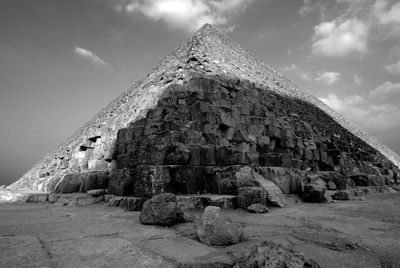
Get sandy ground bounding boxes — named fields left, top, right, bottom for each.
left=0, top=192, right=399, bottom=268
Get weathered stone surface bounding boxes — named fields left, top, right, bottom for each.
left=247, top=203, right=269, bottom=214
left=197, top=206, right=244, bottom=246
left=257, top=167, right=305, bottom=194
left=139, top=193, right=181, bottom=226
left=303, top=179, right=327, bottom=203
left=120, top=197, right=146, bottom=211
left=26, top=194, right=48, bottom=203
left=237, top=187, right=265, bottom=208
left=108, top=169, right=134, bottom=196
left=86, top=189, right=107, bottom=197
left=53, top=174, right=83, bottom=194
left=332, top=190, right=351, bottom=201
left=79, top=171, right=110, bottom=192
left=134, top=165, right=172, bottom=197
left=253, top=171, right=286, bottom=207
left=176, top=194, right=237, bottom=210
left=235, top=241, right=321, bottom=268
left=327, top=180, right=337, bottom=190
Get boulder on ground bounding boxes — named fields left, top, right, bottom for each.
left=235, top=241, right=321, bottom=268
left=237, top=187, right=265, bottom=208
left=247, top=203, right=269, bottom=214
left=197, top=206, right=244, bottom=246
left=302, top=179, right=327, bottom=203
left=139, top=193, right=182, bottom=226
left=331, top=190, right=351, bottom=201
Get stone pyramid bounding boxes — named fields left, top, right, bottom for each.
left=10, top=24, right=400, bottom=197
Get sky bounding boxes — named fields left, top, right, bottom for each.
left=1, top=0, right=400, bottom=186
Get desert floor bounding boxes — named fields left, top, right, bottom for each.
left=1, top=192, right=399, bottom=268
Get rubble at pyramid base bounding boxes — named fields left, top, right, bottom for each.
left=47, top=75, right=398, bottom=204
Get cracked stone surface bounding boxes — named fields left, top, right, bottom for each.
left=1, top=192, right=400, bottom=267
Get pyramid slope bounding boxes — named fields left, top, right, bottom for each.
left=10, top=24, right=400, bottom=191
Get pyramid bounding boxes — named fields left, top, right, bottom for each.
left=10, top=24, right=400, bottom=196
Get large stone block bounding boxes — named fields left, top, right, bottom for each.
left=133, top=165, right=172, bottom=197
left=108, top=169, right=134, bottom=196
left=79, top=171, right=110, bottom=192
left=164, top=143, right=190, bottom=165
left=53, top=174, right=84, bottom=194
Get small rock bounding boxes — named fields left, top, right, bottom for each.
left=139, top=193, right=182, bottom=226
left=235, top=241, right=321, bottom=268
left=331, top=190, right=350, bottom=201
left=302, top=179, right=327, bottom=203
left=86, top=189, right=107, bottom=197
left=354, top=188, right=369, bottom=196
left=197, top=206, right=244, bottom=246
left=327, top=181, right=337, bottom=190
left=247, top=203, right=269, bottom=214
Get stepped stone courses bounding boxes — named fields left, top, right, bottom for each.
left=10, top=24, right=400, bottom=204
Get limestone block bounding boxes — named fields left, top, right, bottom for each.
left=108, top=169, right=134, bottom=196
left=134, top=165, right=172, bottom=197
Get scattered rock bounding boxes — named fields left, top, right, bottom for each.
left=86, top=189, right=107, bottom=197
left=139, top=193, right=182, bottom=226
left=327, top=180, right=337, bottom=190
left=247, top=203, right=269, bottom=214
left=332, top=190, right=351, bottom=201
left=302, top=179, right=327, bottom=203
left=354, top=188, right=369, bottom=196
left=197, top=206, right=244, bottom=246
left=234, top=241, right=321, bottom=268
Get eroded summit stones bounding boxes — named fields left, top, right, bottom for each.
left=9, top=24, right=400, bottom=203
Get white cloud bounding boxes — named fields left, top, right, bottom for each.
left=298, top=71, right=312, bottom=81
left=373, top=0, right=400, bottom=25
left=312, top=18, right=369, bottom=57
left=280, top=64, right=297, bottom=72
left=369, top=81, right=400, bottom=101
left=353, top=74, right=362, bottom=85
left=385, top=59, right=400, bottom=74
left=315, top=71, right=341, bottom=84
left=115, top=0, right=255, bottom=32
left=74, top=47, right=107, bottom=65
left=320, top=92, right=400, bottom=133
left=298, top=0, right=317, bottom=16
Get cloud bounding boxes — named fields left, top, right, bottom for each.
left=385, top=59, right=400, bottom=74
left=115, top=0, right=255, bottom=32
left=369, top=81, right=400, bottom=102
left=315, top=71, right=341, bottom=84
left=298, top=0, right=318, bottom=16
left=74, top=47, right=107, bottom=65
left=280, top=64, right=297, bottom=72
left=320, top=92, right=400, bottom=133
left=372, top=0, right=400, bottom=37
left=312, top=18, right=369, bottom=57
left=373, top=0, right=400, bottom=25
left=353, top=74, right=363, bottom=85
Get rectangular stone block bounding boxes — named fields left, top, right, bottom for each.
left=200, top=146, right=216, bottom=166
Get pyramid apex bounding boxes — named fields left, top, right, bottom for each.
left=194, top=23, right=223, bottom=37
